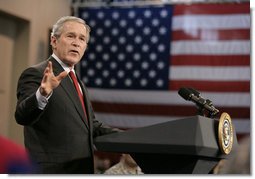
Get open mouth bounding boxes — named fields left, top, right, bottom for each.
left=70, top=50, right=79, bottom=55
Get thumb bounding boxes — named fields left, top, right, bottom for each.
left=56, top=71, right=68, bottom=81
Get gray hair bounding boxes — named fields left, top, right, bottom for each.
left=51, top=16, right=91, bottom=43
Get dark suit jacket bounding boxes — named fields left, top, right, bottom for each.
left=15, top=57, right=119, bottom=174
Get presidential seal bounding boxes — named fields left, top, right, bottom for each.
left=218, top=112, right=233, bottom=154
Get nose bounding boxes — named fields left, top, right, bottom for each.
left=72, top=38, right=80, bottom=47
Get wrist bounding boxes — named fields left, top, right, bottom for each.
left=39, top=86, right=51, bottom=97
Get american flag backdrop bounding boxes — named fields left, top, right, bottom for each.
left=77, top=2, right=250, bottom=140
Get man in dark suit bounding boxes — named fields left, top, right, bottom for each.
left=15, top=16, right=120, bottom=174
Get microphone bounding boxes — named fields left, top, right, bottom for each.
left=178, top=87, right=219, bottom=116
left=187, top=88, right=216, bottom=109
left=186, top=87, right=200, bottom=97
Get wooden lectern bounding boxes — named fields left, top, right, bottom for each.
left=94, top=115, right=238, bottom=174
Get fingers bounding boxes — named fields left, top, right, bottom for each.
left=42, top=69, right=49, bottom=83
left=43, top=61, right=69, bottom=83
left=42, top=61, right=52, bottom=82
left=43, top=61, right=52, bottom=76
left=48, top=61, right=53, bottom=74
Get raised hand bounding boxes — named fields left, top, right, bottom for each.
left=39, top=61, right=68, bottom=97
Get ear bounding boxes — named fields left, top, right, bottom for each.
left=50, top=36, right=57, bottom=49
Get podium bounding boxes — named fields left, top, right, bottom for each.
left=94, top=115, right=238, bottom=174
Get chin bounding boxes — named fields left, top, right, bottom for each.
left=64, top=59, right=80, bottom=67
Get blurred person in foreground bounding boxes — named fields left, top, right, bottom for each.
left=213, top=136, right=250, bottom=174
left=0, top=136, right=35, bottom=173
left=14, top=16, right=121, bottom=174
left=104, top=154, right=143, bottom=175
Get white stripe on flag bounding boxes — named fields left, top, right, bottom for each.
left=171, top=40, right=250, bottom=55
left=172, top=14, right=250, bottom=30
left=232, top=119, right=251, bottom=133
left=88, top=88, right=250, bottom=107
left=169, top=66, right=250, bottom=81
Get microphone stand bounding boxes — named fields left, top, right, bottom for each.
left=195, top=104, right=206, bottom=117
left=195, top=100, right=218, bottom=119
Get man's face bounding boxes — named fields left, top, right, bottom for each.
left=51, top=21, right=88, bottom=67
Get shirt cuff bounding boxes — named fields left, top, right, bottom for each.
left=36, top=88, right=52, bottom=110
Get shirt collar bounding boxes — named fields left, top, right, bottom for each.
left=52, top=53, right=73, bottom=73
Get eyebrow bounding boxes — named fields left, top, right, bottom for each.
left=79, top=34, right=86, bottom=38
left=66, top=32, right=86, bottom=38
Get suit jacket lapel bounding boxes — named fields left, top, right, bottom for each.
left=49, top=57, right=90, bottom=130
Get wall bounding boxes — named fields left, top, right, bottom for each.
left=0, top=0, right=71, bottom=145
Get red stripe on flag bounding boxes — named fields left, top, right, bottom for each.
left=172, top=29, right=250, bottom=41
left=217, top=107, right=250, bottom=119
left=236, top=134, right=250, bottom=141
left=173, top=3, right=250, bottom=15
left=92, top=102, right=250, bottom=119
left=169, top=80, right=250, bottom=92
left=170, top=55, right=250, bottom=66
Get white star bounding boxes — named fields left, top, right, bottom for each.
left=134, top=36, right=142, bottom=44
left=160, top=9, right=168, bottom=18
left=96, top=62, right=102, bottom=69
left=125, top=79, right=132, bottom=86
left=156, top=79, right=164, bottom=87
left=127, top=28, right=135, bottom=36
left=126, top=62, right=133, bottom=70
left=158, top=44, right=165, bottom=52
left=144, top=10, right=152, bottom=18
left=157, top=62, right=165, bottom=69
left=97, top=12, right=104, bottom=19
left=88, top=69, right=95, bottom=76
left=89, top=20, right=96, bottom=27
left=103, top=53, right=109, bottom=61
left=143, top=27, right=151, bottom=35
left=119, top=36, right=126, bottom=44
left=128, top=11, right=136, bottom=19
left=112, top=12, right=120, bottom=19
left=81, top=60, right=87, bottom=67
left=95, top=78, right=102, bottom=86
left=90, top=36, right=95, bottom=43
left=136, top=19, right=143, bottom=27
left=133, top=70, right=140, bottom=78
left=110, top=45, right=118, bottom=52
left=142, top=44, right=149, bottom=52
left=126, top=44, right=133, bottom=52
left=110, top=62, right=117, bottom=69
left=152, top=18, right=159, bottom=26
left=102, top=70, right=109, bottom=78
left=141, top=62, right=149, bottom=69
left=110, top=78, right=116, bottom=86
left=159, top=27, right=167, bottom=35
left=151, top=35, right=158, bottom=44
left=149, top=53, right=157, bottom=61
left=117, top=70, right=125, bottom=78
left=140, top=79, right=148, bottom=86
left=112, top=28, right=119, bottom=36
left=120, top=20, right=127, bottom=27
left=103, top=36, right=110, bottom=44
left=149, top=70, right=156, bottom=78
left=133, top=53, right=141, bottom=61
left=82, top=77, right=88, bottom=84
left=89, top=53, right=96, bottom=60
left=96, top=45, right=103, bottom=52
left=104, top=20, right=111, bottom=27
left=118, top=53, right=125, bottom=61
left=82, top=12, right=89, bottom=19
left=96, top=28, right=103, bottom=36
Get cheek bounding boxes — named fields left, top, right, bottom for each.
left=60, top=44, right=70, bottom=55
left=82, top=45, right=87, bottom=53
